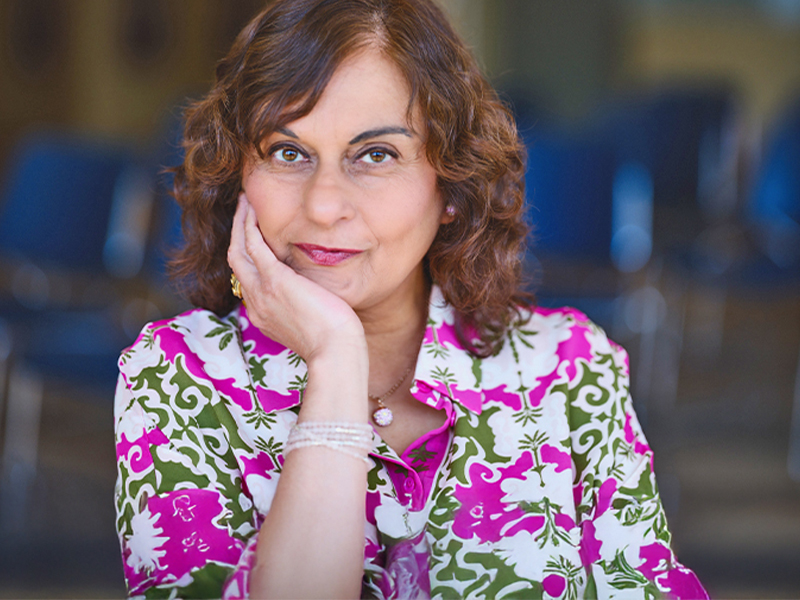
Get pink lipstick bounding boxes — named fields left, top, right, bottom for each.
left=296, top=244, right=362, bottom=266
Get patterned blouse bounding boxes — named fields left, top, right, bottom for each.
left=114, top=286, right=707, bottom=599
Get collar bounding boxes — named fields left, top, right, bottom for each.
left=409, top=286, right=484, bottom=415
left=238, top=285, right=483, bottom=415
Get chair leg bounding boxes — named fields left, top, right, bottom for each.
left=0, top=318, right=11, bottom=446
left=623, top=261, right=666, bottom=426
left=0, top=366, right=43, bottom=533
left=654, top=271, right=688, bottom=415
left=685, top=282, right=727, bottom=365
left=0, top=356, right=6, bottom=444
left=630, top=284, right=667, bottom=429
left=788, top=343, right=800, bottom=482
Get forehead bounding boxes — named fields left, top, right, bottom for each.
left=285, top=50, right=420, bottom=134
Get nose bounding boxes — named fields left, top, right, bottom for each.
left=302, top=161, right=356, bottom=227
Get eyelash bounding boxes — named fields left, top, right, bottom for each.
left=356, top=147, right=398, bottom=164
left=270, top=144, right=307, bottom=164
left=267, top=143, right=398, bottom=166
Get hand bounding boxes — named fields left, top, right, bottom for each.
left=227, top=193, right=366, bottom=363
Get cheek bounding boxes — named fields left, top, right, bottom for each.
left=380, top=175, right=441, bottom=224
left=248, top=201, right=297, bottom=262
left=376, top=200, right=443, bottom=258
left=246, top=182, right=298, bottom=236
left=404, top=187, right=444, bottom=240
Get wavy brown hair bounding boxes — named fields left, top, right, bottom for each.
left=171, top=0, right=532, bottom=357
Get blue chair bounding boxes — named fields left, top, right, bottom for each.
left=588, top=89, right=747, bottom=425
left=525, top=88, right=739, bottom=518
left=1, top=114, right=186, bottom=373
left=0, top=131, right=144, bottom=530
left=0, top=129, right=143, bottom=398
left=526, top=128, right=615, bottom=260
left=747, top=99, right=800, bottom=273
left=0, top=131, right=138, bottom=275
left=523, top=124, right=660, bottom=428
left=745, top=100, right=800, bottom=481
left=142, top=103, right=187, bottom=292
left=596, top=86, right=739, bottom=250
left=524, top=125, right=655, bottom=328
left=643, top=96, right=800, bottom=482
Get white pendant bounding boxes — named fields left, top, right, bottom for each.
left=372, top=407, right=394, bottom=427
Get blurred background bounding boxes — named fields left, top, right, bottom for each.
left=1, top=0, right=799, bottom=597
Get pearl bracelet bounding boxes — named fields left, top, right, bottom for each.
left=284, top=421, right=374, bottom=466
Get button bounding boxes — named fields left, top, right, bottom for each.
left=403, top=478, right=415, bottom=492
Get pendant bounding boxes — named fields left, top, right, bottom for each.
left=372, top=406, right=394, bottom=427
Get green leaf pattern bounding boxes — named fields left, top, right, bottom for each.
left=114, top=289, right=704, bottom=599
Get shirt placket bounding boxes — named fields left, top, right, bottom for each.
left=369, top=387, right=455, bottom=512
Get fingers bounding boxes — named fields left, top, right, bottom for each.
left=228, top=192, right=286, bottom=309
left=228, top=193, right=251, bottom=266
left=225, top=196, right=364, bottom=359
left=241, top=196, right=279, bottom=273
left=226, top=196, right=250, bottom=307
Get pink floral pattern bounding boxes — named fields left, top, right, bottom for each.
left=115, top=286, right=707, bottom=599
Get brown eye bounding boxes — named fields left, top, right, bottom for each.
left=278, top=148, right=299, bottom=162
left=272, top=145, right=304, bottom=163
left=359, top=148, right=396, bottom=164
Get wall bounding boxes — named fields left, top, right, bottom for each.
left=2, top=0, right=800, bottom=162
left=619, top=2, right=800, bottom=131
left=0, top=0, right=261, bottom=164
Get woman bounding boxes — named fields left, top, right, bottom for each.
left=114, top=0, right=707, bottom=598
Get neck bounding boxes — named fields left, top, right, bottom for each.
left=357, top=273, right=431, bottom=386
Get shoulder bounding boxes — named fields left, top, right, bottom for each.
left=120, top=306, right=241, bottom=368
left=126, top=305, right=242, bottom=349
left=513, top=304, right=628, bottom=374
left=458, top=304, right=629, bottom=402
left=116, top=306, right=248, bottom=408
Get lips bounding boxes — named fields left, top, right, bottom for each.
left=295, top=243, right=363, bottom=266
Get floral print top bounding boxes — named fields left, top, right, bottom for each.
left=114, top=286, right=707, bottom=599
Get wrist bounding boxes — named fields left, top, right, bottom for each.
left=307, top=334, right=368, bottom=374
left=306, top=319, right=367, bottom=361
left=300, top=342, right=369, bottom=423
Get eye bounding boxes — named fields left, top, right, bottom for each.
left=358, top=147, right=396, bottom=164
left=271, top=145, right=305, bottom=163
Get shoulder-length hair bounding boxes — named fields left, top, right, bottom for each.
left=171, top=0, right=532, bottom=357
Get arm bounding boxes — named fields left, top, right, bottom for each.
left=569, top=325, right=707, bottom=599
left=114, top=359, right=255, bottom=598
left=228, top=194, right=370, bottom=599
left=250, top=349, right=369, bottom=599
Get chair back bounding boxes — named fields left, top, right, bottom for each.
left=525, top=128, right=616, bottom=260
left=143, top=104, right=187, bottom=284
left=0, top=131, right=137, bottom=273
left=598, top=86, right=737, bottom=214
left=746, top=99, right=800, bottom=268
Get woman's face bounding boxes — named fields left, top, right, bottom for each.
left=241, top=50, right=449, bottom=314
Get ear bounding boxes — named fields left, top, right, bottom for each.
left=440, top=203, right=456, bottom=225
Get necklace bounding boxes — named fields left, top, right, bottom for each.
left=369, top=366, right=412, bottom=427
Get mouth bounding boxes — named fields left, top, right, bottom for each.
left=295, top=243, right=363, bottom=266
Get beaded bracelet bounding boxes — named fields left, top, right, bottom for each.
left=284, top=421, right=374, bottom=466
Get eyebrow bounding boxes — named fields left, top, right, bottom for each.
left=276, top=127, right=299, bottom=139
left=348, top=127, right=413, bottom=145
left=275, top=126, right=413, bottom=145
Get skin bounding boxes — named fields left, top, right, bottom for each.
left=227, top=48, right=452, bottom=598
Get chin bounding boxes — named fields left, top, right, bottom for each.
left=304, top=269, right=368, bottom=304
